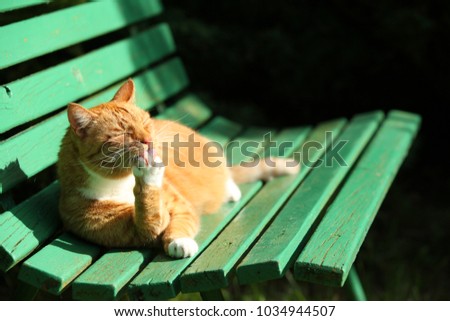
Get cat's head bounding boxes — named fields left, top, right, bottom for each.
left=67, top=79, right=154, bottom=177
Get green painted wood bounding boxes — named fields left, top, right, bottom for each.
left=294, top=111, right=421, bottom=286
left=128, top=182, right=262, bottom=300
left=225, top=127, right=275, bottom=165
left=0, top=0, right=48, bottom=12
left=0, top=182, right=60, bottom=272
left=84, top=58, right=189, bottom=111
left=72, top=249, right=154, bottom=300
left=0, top=23, right=175, bottom=134
left=156, top=95, right=212, bottom=128
left=18, top=233, right=102, bottom=295
left=235, top=112, right=383, bottom=285
left=0, top=0, right=162, bottom=67
left=199, top=117, right=242, bottom=147
left=0, top=57, right=188, bottom=194
left=179, top=122, right=335, bottom=293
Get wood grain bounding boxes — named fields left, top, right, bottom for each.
left=0, top=0, right=162, bottom=67
left=0, top=182, right=60, bottom=272
left=236, top=112, right=384, bottom=285
left=0, top=23, right=174, bottom=134
left=294, top=111, right=421, bottom=286
left=18, top=233, right=101, bottom=295
left=72, top=249, right=154, bottom=300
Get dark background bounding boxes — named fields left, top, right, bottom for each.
left=163, top=0, right=449, bottom=299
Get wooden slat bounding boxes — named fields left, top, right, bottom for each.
left=0, top=0, right=162, bottom=67
left=82, top=58, right=189, bottom=111
left=0, top=0, right=48, bottom=13
left=127, top=183, right=261, bottom=300
left=199, top=117, right=243, bottom=147
left=16, top=95, right=214, bottom=295
left=235, top=112, right=384, bottom=285
left=156, top=95, right=212, bottom=128
left=225, top=127, right=274, bottom=165
left=0, top=23, right=175, bottom=134
left=0, top=57, right=189, bottom=194
left=0, top=182, right=60, bottom=272
left=72, top=249, right=154, bottom=300
left=179, top=122, right=334, bottom=293
left=294, top=111, right=421, bottom=286
left=18, top=233, right=101, bottom=295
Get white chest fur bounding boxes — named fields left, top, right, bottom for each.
left=78, top=162, right=136, bottom=204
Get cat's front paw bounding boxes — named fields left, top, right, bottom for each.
left=132, top=155, right=165, bottom=188
left=167, top=238, right=199, bottom=258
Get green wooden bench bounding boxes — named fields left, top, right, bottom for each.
left=0, top=0, right=420, bottom=300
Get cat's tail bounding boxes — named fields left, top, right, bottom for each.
left=230, top=157, right=300, bottom=183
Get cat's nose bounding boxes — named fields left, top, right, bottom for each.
left=140, top=138, right=150, bottom=145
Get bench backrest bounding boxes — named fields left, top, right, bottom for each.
left=0, top=0, right=188, bottom=196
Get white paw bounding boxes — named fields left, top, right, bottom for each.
left=226, top=178, right=241, bottom=202
left=132, top=156, right=165, bottom=187
left=168, top=238, right=199, bottom=258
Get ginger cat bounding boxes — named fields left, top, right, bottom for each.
left=57, top=79, right=299, bottom=258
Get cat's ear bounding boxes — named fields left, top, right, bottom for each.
left=67, top=103, right=93, bottom=137
left=112, top=78, right=135, bottom=104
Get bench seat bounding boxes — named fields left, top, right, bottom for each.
left=0, top=0, right=420, bottom=300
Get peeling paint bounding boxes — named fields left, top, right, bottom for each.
left=72, top=68, right=84, bottom=84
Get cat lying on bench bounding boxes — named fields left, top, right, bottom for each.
left=57, top=79, right=299, bottom=259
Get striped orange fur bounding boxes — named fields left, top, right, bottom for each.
left=57, top=79, right=299, bottom=258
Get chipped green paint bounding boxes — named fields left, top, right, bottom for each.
left=294, top=111, right=421, bottom=286
left=18, top=233, right=101, bottom=295
left=0, top=23, right=175, bottom=134
left=235, top=112, right=384, bottom=285
left=72, top=249, right=154, bottom=300
left=0, top=182, right=60, bottom=272
left=0, top=0, right=162, bottom=67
